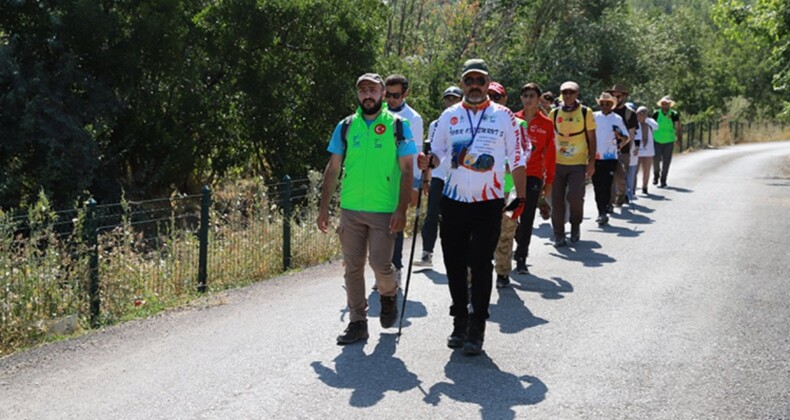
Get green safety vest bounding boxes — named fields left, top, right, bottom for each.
left=340, top=109, right=404, bottom=213
left=654, top=110, right=677, bottom=144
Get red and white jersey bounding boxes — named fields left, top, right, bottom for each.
left=430, top=101, right=527, bottom=203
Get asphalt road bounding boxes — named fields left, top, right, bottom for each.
left=2, top=142, right=789, bottom=420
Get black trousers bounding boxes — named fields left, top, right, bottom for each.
left=592, top=160, right=618, bottom=216
left=514, top=176, right=543, bottom=260
left=440, top=196, right=503, bottom=322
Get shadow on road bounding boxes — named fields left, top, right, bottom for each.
left=422, top=351, right=547, bottom=419
left=489, top=287, right=548, bottom=333
left=311, top=333, right=421, bottom=407
left=549, top=239, right=617, bottom=267
left=609, top=207, right=654, bottom=225
left=414, top=268, right=448, bottom=285
left=531, top=222, right=554, bottom=240
left=510, top=274, right=573, bottom=300
left=663, top=185, right=693, bottom=193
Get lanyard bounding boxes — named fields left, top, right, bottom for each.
left=464, top=107, right=487, bottom=148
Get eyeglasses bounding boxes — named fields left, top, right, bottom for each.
left=463, top=76, right=487, bottom=86
left=561, top=89, right=578, bottom=95
left=489, top=93, right=503, bottom=101
left=385, top=92, right=403, bottom=99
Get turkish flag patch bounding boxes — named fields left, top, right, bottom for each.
left=450, top=116, right=459, bottom=125
left=374, top=124, right=386, bottom=134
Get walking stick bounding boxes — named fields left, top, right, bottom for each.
left=397, top=140, right=431, bottom=339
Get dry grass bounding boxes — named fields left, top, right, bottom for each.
left=0, top=172, right=341, bottom=356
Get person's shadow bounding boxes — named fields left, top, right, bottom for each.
left=610, top=205, right=654, bottom=225
left=664, top=185, right=693, bottom=193
left=596, top=223, right=642, bottom=238
left=423, top=352, right=547, bottom=419
left=413, top=267, right=448, bottom=285
left=311, top=334, right=421, bottom=407
left=488, top=287, right=548, bottom=334
left=511, top=274, right=573, bottom=300
left=550, top=239, right=617, bottom=267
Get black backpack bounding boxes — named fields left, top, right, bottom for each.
left=552, top=106, right=591, bottom=144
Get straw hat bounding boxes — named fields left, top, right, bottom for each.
left=596, top=92, right=617, bottom=105
left=657, top=95, right=676, bottom=107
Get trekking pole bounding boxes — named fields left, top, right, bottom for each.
left=398, top=140, right=431, bottom=339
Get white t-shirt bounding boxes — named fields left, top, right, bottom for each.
left=390, top=103, right=424, bottom=182
left=593, top=111, right=628, bottom=160
left=635, top=118, right=658, bottom=158
left=431, top=102, right=528, bottom=203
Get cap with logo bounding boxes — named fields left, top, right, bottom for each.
left=356, top=73, right=384, bottom=87
left=461, top=59, right=490, bottom=77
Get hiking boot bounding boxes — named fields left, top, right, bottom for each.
left=463, top=317, right=486, bottom=356
left=337, top=321, right=369, bottom=345
left=379, top=295, right=398, bottom=328
left=496, top=274, right=510, bottom=289
left=515, top=258, right=529, bottom=274
left=596, top=215, right=609, bottom=226
left=554, top=236, right=567, bottom=247
left=413, top=251, right=433, bottom=267
left=570, top=224, right=581, bottom=243
left=447, top=316, right=468, bottom=348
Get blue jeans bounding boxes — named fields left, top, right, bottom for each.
left=626, top=164, right=638, bottom=200
left=420, top=177, right=445, bottom=254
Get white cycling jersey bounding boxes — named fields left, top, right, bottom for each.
left=430, top=101, right=527, bottom=203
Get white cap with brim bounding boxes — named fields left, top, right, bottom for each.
left=560, top=81, right=580, bottom=92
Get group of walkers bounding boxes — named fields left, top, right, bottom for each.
left=317, top=59, right=682, bottom=355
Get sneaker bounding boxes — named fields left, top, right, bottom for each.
left=570, top=224, right=580, bottom=243
left=496, top=274, right=510, bottom=288
left=660, top=182, right=667, bottom=188
left=414, top=251, right=433, bottom=267
left=337, top=321, right=369, bottom=345
left=606, top=204, right=614, bottom=214
left=463, top=317, right=486, bottom=356
left=515, top=258, right=529, bottom=274
left=447, top=315, right=467, bottom=348
left=653, top=178, right=658, bottom=185
left=596, top=215, right=609, bottom=226
left=379, top=295, right=398, bottom=328
left=642, top=186, right=648, bottom=195
left=554, top=236, right=567, bottom=247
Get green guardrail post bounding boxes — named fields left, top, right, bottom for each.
left=84, top=199, right=100, bottom=328
left=198, top=186, right=211, bottom=293
left=282, top=175, right=292, bottom=271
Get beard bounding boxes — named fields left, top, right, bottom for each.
left=465, top=89, right=485, bottom=104
left=359, top=98, right=383, bottom=115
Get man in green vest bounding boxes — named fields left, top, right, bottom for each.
left=651, top=96, right=681, bottom=188
left=317, top=73, right=417, bottom=345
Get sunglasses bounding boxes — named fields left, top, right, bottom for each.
left=561, top=89, right=578, bottom=95
left=384, top=92, right=403, bottom=99
left=489, top=93, right=503, bottom=101
left=463, top=76, right=487, bottom=86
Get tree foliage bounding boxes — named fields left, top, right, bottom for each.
left=0, top=0, right=787, bottom=210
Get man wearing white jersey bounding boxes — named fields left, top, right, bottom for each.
left=418, top=59, right=528, bottom=356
